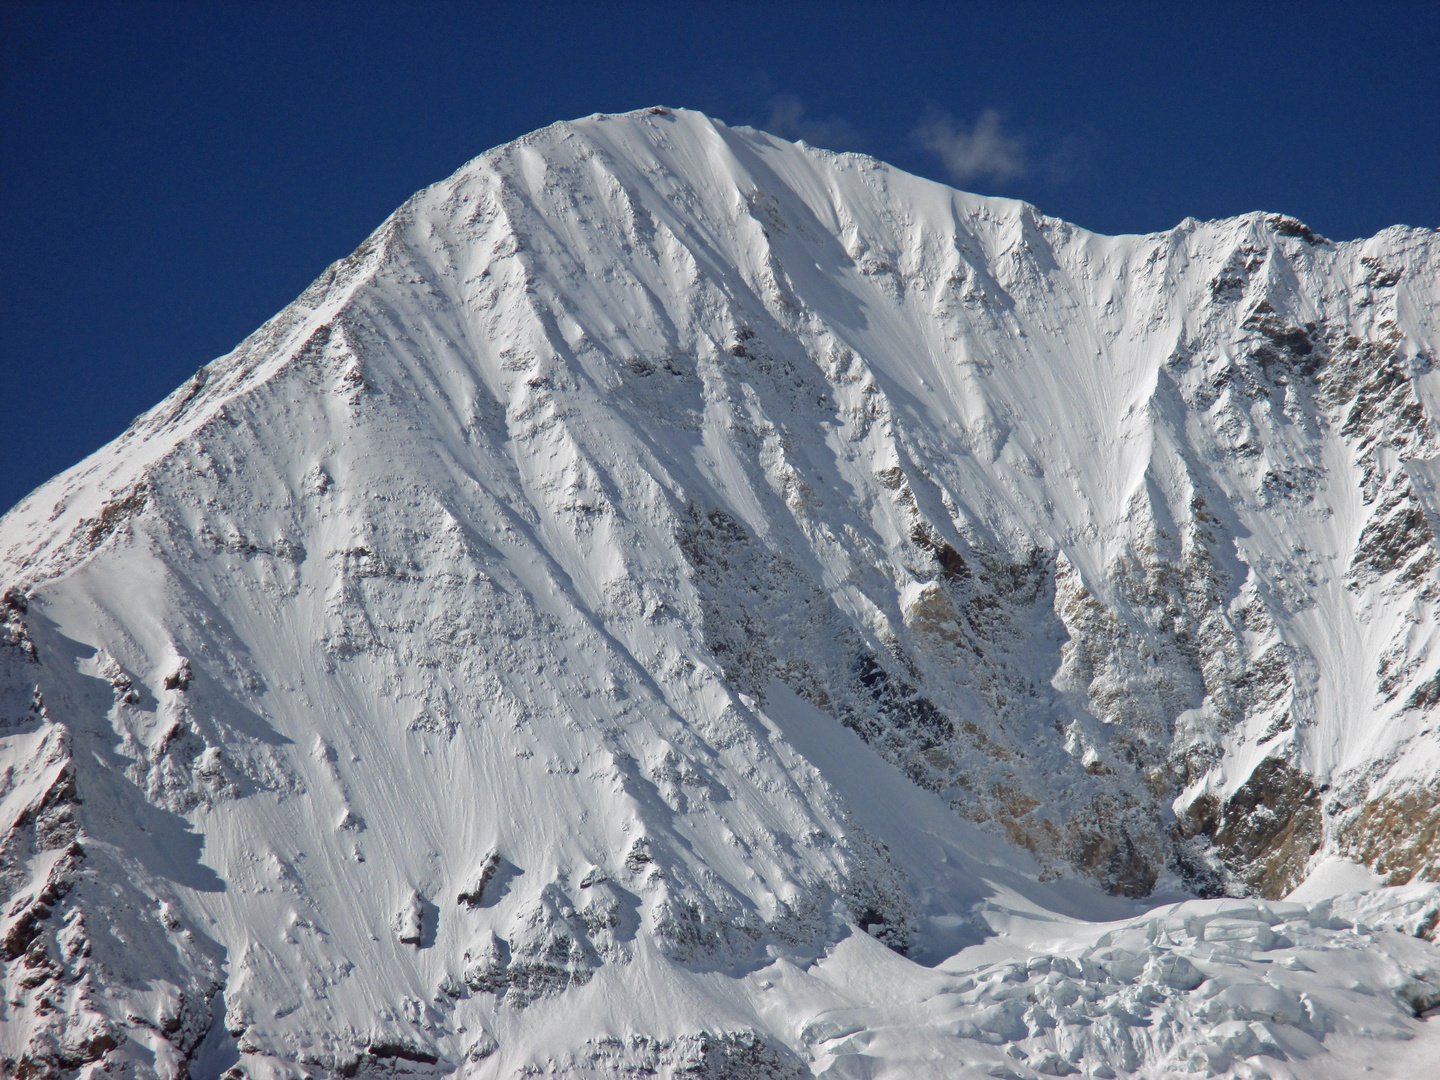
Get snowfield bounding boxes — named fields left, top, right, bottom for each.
left=2, top=107, right=1439, bottom=1079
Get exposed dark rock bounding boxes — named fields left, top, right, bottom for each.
left=73, top=480, right=151, bottom=555
left=1265, top=214, right=1329, bottom=245
left=1407, top=672, right=1440, bottom=711
left=545, top=1030, right=811, bottom=1079
left=164, top=657, right=193, bottom=691
left=367, top=1039, right=440, bottom=1064
left=1, top=588, right=39, bottom=663
left=1336, top=784, right=1440, bottom=885
left=1179, top=757, right=1322, bottom=898
left=456, top=850, right=501, bottom=907
left=1069, top=816, right=1160, bottom=899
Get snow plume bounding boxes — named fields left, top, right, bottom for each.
left=914, top=105, right=1026, bottom=183
left=761, top=92, right=863, bottom=151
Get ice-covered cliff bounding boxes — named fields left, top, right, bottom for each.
left=3, top=107, right=1439, bottom=1078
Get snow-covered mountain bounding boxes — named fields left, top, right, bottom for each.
left=3, top=107, right=1439, bottom=1079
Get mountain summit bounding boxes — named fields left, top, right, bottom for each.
left=3, top=108, right=1439, bottom=1078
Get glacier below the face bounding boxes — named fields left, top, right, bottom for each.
left=2, top=107, right=1439, bottom=1079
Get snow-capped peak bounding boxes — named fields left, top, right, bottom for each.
left=3, top=107, right=1439, bottom=1078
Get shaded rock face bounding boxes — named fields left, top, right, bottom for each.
left=677, top=498, right=1174, bottom=899
left=0, top=615, right=225, bottom=1079
left=1336, top=784, right=1440, bottom=885
left=1178, top=757, right=1324, bottom=899
left=541, top=1031, right=811, bottom=1080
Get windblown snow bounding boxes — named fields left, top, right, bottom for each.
left=3, top=107, right=1439, bottom=1079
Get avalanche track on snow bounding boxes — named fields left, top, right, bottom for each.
left=3, top=107, right=1440, bottom=1079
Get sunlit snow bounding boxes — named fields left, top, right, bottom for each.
left=3, top=107, right=1439, bottom=1079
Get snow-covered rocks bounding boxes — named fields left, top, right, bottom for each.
left=455, top=851, right=501, bottom=909
left=460, top=930, right=509, bottom=995
left=395, top=891, right=427, bottom=946
left=2, top=106, right=1439, bottom=1076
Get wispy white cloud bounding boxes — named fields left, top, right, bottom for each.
left=762, top=93, right=864, bottom=151
left=914, top=108, right=1026, bottom=185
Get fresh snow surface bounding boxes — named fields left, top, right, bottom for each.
left=2, top=107, right=1439, bottom=1079
left=1284, top=857, right=1386, bottom=903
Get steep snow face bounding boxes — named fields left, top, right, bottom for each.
left=2, top=108, right=1439, bottom=1078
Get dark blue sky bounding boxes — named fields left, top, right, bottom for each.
left=4, top=2, right=1438, bottom=513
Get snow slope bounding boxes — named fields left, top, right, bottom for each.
left=2, top=107, right=1439, bottom=1078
